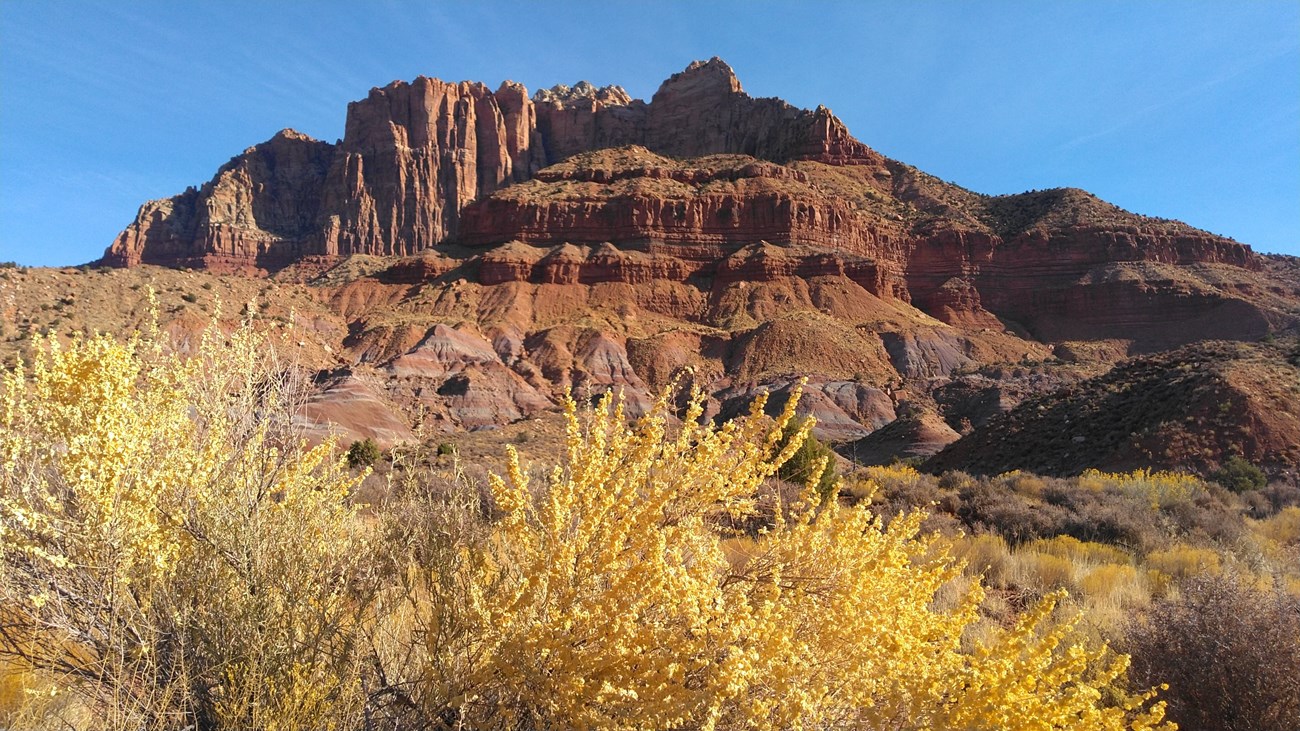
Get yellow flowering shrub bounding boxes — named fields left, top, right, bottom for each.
left=1146, top=545, right=1222, bottom=582
left=1029, top=535, right=1132, bottom=567
left=1079, top=469, right=1203, bottom=509
left=862, top=462, right=925, bottom=492
left=1, top=317, right=1173, bottom=730
left=0, top=316, right=367, bottom=730
left=378, top=387, right=1173, bottom=731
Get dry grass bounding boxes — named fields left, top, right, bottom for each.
left=1146, top=546, right=1222, bottom=582
left=0, top=657, right=29, bottom=722
left=1255, top=505, right=1300, bottom=546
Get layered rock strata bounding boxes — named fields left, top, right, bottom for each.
left=93, top=57, right=1299, bottom=457
left=104, top=58, right=890, bottom=273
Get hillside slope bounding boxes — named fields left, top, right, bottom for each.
left=925, top=340, right=1300, bottom=476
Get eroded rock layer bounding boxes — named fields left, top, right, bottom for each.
left=84, top=57, right=1300, bottom=472
left=104, top=58, right=894, bottom=273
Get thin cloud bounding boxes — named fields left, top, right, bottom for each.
left=1058, top=38, right=1300, bottom=152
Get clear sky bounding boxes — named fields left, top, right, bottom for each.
left=1, top=1, right=1297, bottom=266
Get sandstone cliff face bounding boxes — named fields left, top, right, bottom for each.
left=533, top=82, right=647, bottom=164
left=457, top=148, right=904, bottom=261
left=314, top=78, right=544, bottom=257
left=103, top=59, right=1263, bottom=349
left=104, top=130, right=336, bottom=273
left=642, top=58, right=883, bottom=165
left=105, top=58, right=898, bottom=274
left=94, top=57, right=1295, bottom=451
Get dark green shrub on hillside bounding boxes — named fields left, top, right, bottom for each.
left=778, top=418, right=838, bottom=500
left=1210, top=456, right=1267, bottom=493
left=346, top=438, right=382, bottom=469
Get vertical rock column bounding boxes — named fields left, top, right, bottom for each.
left=316, top=77, right=536, bottom=256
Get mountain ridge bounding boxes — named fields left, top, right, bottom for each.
left=101, top=58, right=1255, bottom=278
left=51, top=58, right=1298, bottom=475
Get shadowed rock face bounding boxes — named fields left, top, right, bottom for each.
left=106, top=130, right=337, bottom=274
left=925, top=341, right=1300, bottom=476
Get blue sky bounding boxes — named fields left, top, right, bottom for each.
left=1, top=1, right=1297, bottom=266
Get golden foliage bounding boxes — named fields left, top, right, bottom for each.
left=378, top=388, right=1172, bottom=730
left=844, top=463, right=925, bottom=502
left=0, top=313, right=368, bottom=730
left=1146, top=546, right=1222, bottom=582
left=951, top=533, right=1013, bottom=585
left=863, top=462, right=924, bottom=491
left=1030, top=535, right=1132, bottom=568
left=1078, top=469, right=1204, bottom=509
left=1255, top=506, right=1300, bottom=547
left=1, top=318, right=1173, bottom=730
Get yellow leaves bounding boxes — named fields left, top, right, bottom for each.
left=1, top=330, right=187, bottom=584
left=0, top=313, right=368, bottom=728
left=386, top=383, right=1172, bottom=731
left=1080, top=468, right=1204, bottom=508
left=2, top=318, right=1174, bottom=729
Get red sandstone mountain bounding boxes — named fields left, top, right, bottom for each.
left=104, top=59, right=878, bottom=271
left=78, top=59, right=1300, bottom=474
left=102, top=59, right=1274, bottom=346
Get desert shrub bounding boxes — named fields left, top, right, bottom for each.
left=1047, top=473, right=1242, bottom=551
left=1079, top=469, right=1204, bottom=509
left=955, top=477, right=1071, bottom=544
left=346, top=437, right=382, bottom=468
left=1003, top=470, right=1048, bottom=497
left=1145, top=545, right=1222, bottom=582
left=1255, top=506, right=1300, bottom=547
left=1079, top=564, right=1149, bottom=609
left=863, top=462, right=926, bottom=493
left=776, top=416, right=838, bottom=499
left=849, top=463, right=948, bottom=518
left=0, top=320, right=369, bottom=730
left=1009, top=551, right=1077, bottom=594
left=368, top=389, right=1172, bottom=730
left=0, top=330, right=1177, bottom=730
left=435, top=441, right=456, bottom=456
left=938, top=469, right=978, bottom=491
left=1243, top=482, right=1300, bottom=517
left=1210, top=455, right=1268, bottom=493
left=1029, top=535, right=1131, bottom=567
left=1124, top=574, right=1300, bottom=731
left=950, top=533, right=1013, bottom=585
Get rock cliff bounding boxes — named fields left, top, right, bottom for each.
left=104, top=58, right=896, bottom=273
left=102, top=58, right=1261, bottom=344
left=85, top=58, right=1300, bottom=468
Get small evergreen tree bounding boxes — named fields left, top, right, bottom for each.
left=1210, top=455, right=1266, bottom=493
left=777, top=417, right=838, bottom=499
left=346, top=438, right=381, bottom=468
